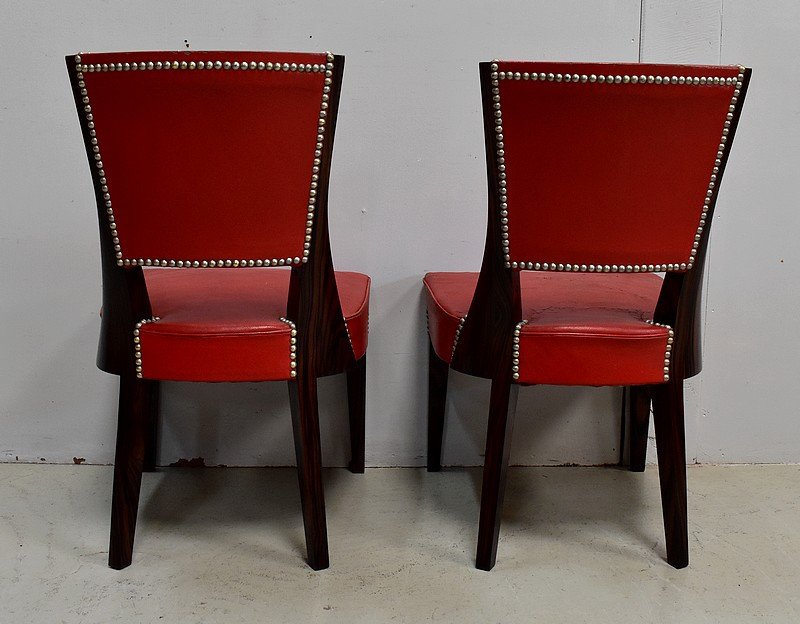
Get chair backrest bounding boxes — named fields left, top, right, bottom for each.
left=485, top=61, right=745, bottom=273
left=68, top=51, right=337, bottom=268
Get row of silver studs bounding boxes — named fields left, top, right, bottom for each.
left=497, top=71, right=738, bottom=86
left=304, top=52, right=335, bottom=264
left=74, top=56, right=120, bottom=264
left=73, top=52, right=334, bottom=268
left=77, top=60, right=328, bottom=73
left=511, top=320, right=528, bottom=381
left=510, top=262, right=687, bottom=272
left=491, top=61, right=745, bottom=272
left=343, top=319, right=356, bottom=355
left=489, top=63, right=511, bottom=263
left=133, top=316, right=160, bottom=378
left=278, top=317, right=298, bottom=378
left=450, top=315, right=467, bottom=360
left=120, top=257, right=304, bottom=268
left=645, top=320, right=674, bottom=382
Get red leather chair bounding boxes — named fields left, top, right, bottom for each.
left=66, top=51, right=369, bottom=571
left=424, top=61, right=750, bottom=570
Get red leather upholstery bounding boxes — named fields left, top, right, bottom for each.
left=495, top=62, right=739, bottom=270
left=137, top=269, right=369, bottom=381
left=424, top=271, right=670, bottom=386
left=78, top=52, right=327, bottom=265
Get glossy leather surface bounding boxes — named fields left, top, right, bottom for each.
left=496, top=62, right=739, bottom=269
left=424, top=271, right=670, bottom=386
left=79, top=51, right=326, bottom=263
left=137, top=269, right=369, bottom=381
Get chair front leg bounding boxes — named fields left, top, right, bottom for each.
left=346, top=355, right=366, bottom=474
left=476, top=375, right=519, bottom=571
left=629, top=385, right=651, bottom=473
left=109, top=372, right=151, bottom=569
left=651, top=377, right=689, bottom=568
left=142, top=380, right=161, bottom=472
left=427, top=340, right=450, bottom=472
left=288, top=373, right=329, bottom=571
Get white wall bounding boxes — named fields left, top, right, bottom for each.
left=1, top=1, right=797, bottom=467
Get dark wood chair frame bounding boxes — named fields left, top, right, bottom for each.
left=427, top=62, right=751, bottom=571
left=66, top=54, right=364, bottom=572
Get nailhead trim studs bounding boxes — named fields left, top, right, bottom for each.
left=450, top=315, right=467, bottom=360
left=507, top=262, right=688, bottom=273
left=645, top=320, right=674, bottom=382
left=279, top=317, right=298, bottom=378
left=489, top=62, right=512, bottom=265
left=304, top=52, right=336, bottom=265
left=77, top=59, right=331, bottom=74
left=511, top=320, right=528, bottom=381
left=495, top=69, right=741, bottom=87
left=343, top=319, right=356, bottom=355
left=133, top=316, right=160, bottom=378
left=490, top=61, right=746, bottom=273
left=74, top=52, right=335, bottom=268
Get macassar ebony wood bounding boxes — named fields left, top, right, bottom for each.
left=450, top=63, right=522, bottom=380
left=476, top=372, right=520, bottom=571
left=67, top=54, right=364, bottom=571
left=450, top=62, right=526, bottom=570
left=282, top=55, right=352, bottom=569
left=108, top=372, right=151, bottom=569
left=629, top=385, right=651, bottom=473
left=441, top=63, right=524, bottom=568
left=427, top=340, right=449, bottom=472
left=346, top=355, right=366, bottom=474
left=288, top=373, right=329, bottom=571
left=286, top=56, right=355, bottom=381
left=66, top=59, right=153, bottom=376
left=69, top=57, right=156, bottom=569
left=142, top=380, right=161, bottom=472
left=618, top=386, right=627, bottom=466
left=646, top=68, right=749, bottom=568
left=651, top=376, right=688, bottom=568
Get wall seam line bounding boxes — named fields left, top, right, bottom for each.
left=637, top=0, right=644, bottom=62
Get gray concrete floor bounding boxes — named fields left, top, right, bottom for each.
left=1, top=464, right=798, bottom=623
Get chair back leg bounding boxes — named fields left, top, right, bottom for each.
left=346, top=355, right=366, bottom=473
left=629, top=385, right=652, bottom=472
left=652, top=377, right=689, bottom=568
left=476, top=376, right=519, bottom=571
left=427, top=340, right=450, bottom=472
left=109, top=373, right=151, bottom=569
left=142, top=380, right=161, bottom=472
left=288, top=374, right=330, bottom=570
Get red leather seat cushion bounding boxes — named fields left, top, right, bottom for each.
left=423, top=271, right=670, bottom=386
left=137, top=269, right=369, bottom=381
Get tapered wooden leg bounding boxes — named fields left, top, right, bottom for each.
left=288, top=374, right=329, bottom=571
left=629, top=385, right=651, bottom=473
left=142, top=381, right=161, bottom=472
left=476, top=376, right=519, bottom=571
left=346, top=355, right=366, bottom=474
left=108, top=373, right=151, bottom=570
left=427, top=341, right=449, bottom=472
left=651, top=377, right=689, bottom=568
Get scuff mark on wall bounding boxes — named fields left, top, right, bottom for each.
left=169, top=457, right=206, bottom=468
